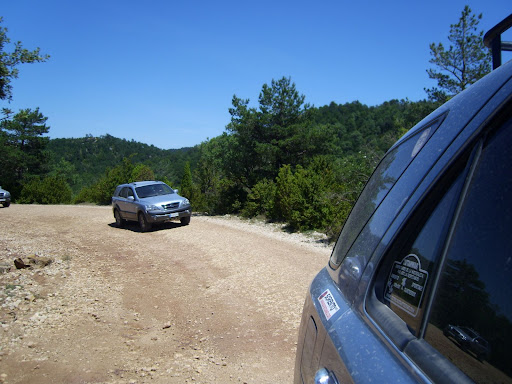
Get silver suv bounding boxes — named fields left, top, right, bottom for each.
left=0, top=186, right=11, bottom=207
left=112, top=181, right=191, bottom=232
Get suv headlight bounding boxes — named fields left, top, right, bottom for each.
left=146, top=204, right=160, bottom=212
left=180, top=198, right=190, bottom=207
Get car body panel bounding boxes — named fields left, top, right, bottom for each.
left=0, top=186, right=11, bottom=207
left=295, top=59, right=512, bottom=384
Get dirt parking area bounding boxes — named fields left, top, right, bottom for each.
left=0, top=204, right=331, bottom=383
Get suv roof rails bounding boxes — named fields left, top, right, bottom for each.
left=484, top=13, right=512, bottom=69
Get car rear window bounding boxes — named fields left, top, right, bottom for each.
left=330, top=115, right=445, bottom=267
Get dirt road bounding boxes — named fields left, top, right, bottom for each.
left=0, top=205, right=331, bottom=383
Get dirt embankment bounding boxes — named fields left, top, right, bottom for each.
left=0, top=204, right=331, bottom=383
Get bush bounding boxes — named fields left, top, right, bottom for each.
left=241, top=179, right=276, bottom=218
left=74, top=158, right=136, bottom=205
left=19, top=176, right=72, bottom=204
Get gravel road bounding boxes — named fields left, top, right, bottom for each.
left=0, top=204, right=331, bottom=383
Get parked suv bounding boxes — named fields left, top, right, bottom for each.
left=295, top=15, right=512, bottom=384
left=112, top=181, right=191, bottom=231
left=0, top=186, right=11, bottom=207
left=443, top=325, right=490, bottom=362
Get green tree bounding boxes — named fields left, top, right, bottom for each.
left=241, top=178, right=276, bottom=219
left=75, top=158, right=134, bottom=204
left=226, top=77, right=315, bottom=188
left=131, top=163, right=155, bottom=181
left=194, top=135, right=234, bottom=213
left=19, top=175, right=72, bottom=204
left=0, top=108, right=50, bottom=196
left=425, top=6, right=491, bottom=102
left=179, top=161, right=193, bottom=199
left=0, top=16, right=49, bottom=101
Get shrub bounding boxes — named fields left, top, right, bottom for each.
left=241, top=178, right=276, bottom=218
left=19, top=176, right=72, bottom=204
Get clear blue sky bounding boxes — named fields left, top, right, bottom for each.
left=2, top=1, right=511, bottom=149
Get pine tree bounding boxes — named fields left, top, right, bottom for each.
left=425, top=6, right=491, bottom=102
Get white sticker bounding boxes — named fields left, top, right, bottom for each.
left=318, top=289, right=340, bottom=320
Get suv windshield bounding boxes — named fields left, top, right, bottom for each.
left=136, top=184, right=174, bottom=198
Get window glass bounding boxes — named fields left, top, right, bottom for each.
left=136, top=183, right=173, bottom=198
left=380, top=170, right=465, bottom=334
left=330, top=116, right=444, bottom=267
left=425, top=117, right=512, bottom=383
left=120, top=187, right=129, bottom=198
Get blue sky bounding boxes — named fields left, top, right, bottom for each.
left=2, top=1, right=511, bottom=149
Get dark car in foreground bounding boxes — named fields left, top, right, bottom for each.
left=0, top=186, right=11, bottom=207
left=112, top=181, right=191, bottom=231
left=295, top=15, right=512, bottom=384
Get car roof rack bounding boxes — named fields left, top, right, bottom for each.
left=484, top=13, right=512, bottom=69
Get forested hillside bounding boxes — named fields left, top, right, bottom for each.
left=47, top=134, right=200, bottom=193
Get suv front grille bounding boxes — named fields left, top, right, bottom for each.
left=162, top=202, right=179, bottom=210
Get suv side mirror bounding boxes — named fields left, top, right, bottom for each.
left=127, top=196, right=135, bottom=201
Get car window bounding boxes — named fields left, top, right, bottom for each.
left=377, top=160, right=467, bottom=334
left=119, top=187, right=132, bottom=198
left=424, top=116, right=512, bottom=383
left=330, top=114, right=445, bottom=267
left=136, top=183, right=174, bottom=198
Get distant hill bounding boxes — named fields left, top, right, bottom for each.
left=47, top=134, right=200, bottom=193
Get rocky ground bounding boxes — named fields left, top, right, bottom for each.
left=0, top=204, right=331, bottom=383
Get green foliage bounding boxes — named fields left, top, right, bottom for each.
left=226, top=77, right=315, bottom=187
left=192, top=134, right=235, bottom=214
left=274, top=165, right=301, bottom=223
left=180, top=162, right=193, bottom=199
left=131, top=163, right=155, bottom=181
left=18, top=175, right=72, bottom=204
left=188, top=78, right=438, bottom=236
left=425, top=6, right=491, bottom=102
left=47, top=134, right=199, bottom=193
left=0, top=16, right=50, bottom=101
left=0, top=108, right=50, bottom=198
left=272, top=159, right=337, bottom=231
left=323, top=152, right=379, bottom=240
left=75, top=158, right=135, bottom=205
left=242, top=178, right=276, bottom=219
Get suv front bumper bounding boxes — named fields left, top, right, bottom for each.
left=146, top=208, right=192, bottom=223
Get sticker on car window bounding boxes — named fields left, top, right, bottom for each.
left=385, top=254, right=428, bottom=317
left=318, top=289, right=340, bottom=320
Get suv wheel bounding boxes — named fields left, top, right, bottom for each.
left=2, top=202, right=9, bottom=208
left=180, top=216, right=190, bottom=225
left=114, top=209, right=124, bottom=228
left=138, top=212, right=151, bottom=232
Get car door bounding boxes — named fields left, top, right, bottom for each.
left=122, top=186, right=138, bottom=220
left=116, top=187, right=137, bottom=220
left=303, top=66, right=512, bottom=384
left=363, top=97, right=512, bottom=383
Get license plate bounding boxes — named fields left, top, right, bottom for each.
left=170, top=213, right=179, bottom=218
